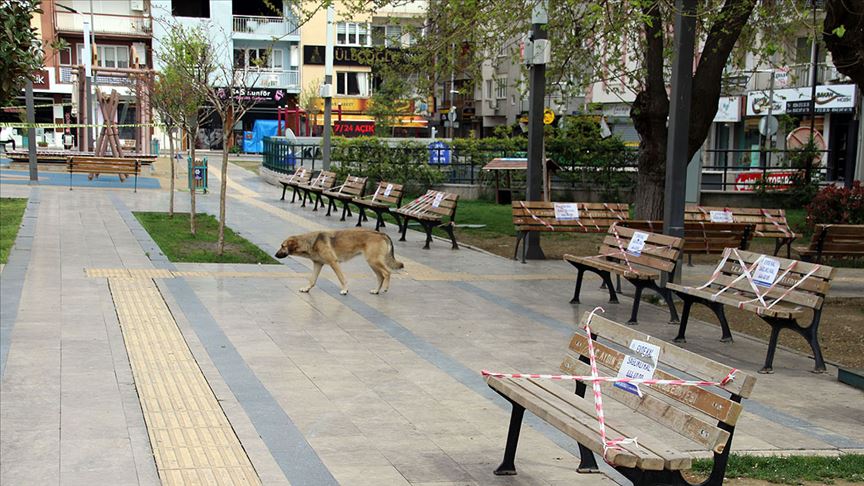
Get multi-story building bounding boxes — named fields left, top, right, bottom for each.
left=151, top=0, right=301, bottom=148
left=298, top=1, right=428, bottom=137
left=0, top=1, right=154, bottom=151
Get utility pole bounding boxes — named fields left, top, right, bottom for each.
left=523, top=1, right=549, bottom=260
left=806, top=0, right=820, bottom=183
left=663, top=0, right=697, bottom=282
left=25, top=80, right=38, bottom=183
left=321, top=5, right=335, bottom=169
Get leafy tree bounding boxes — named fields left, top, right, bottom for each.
left=150, top=68, right=187, bottom=217
left=0, top=0, right=43, bottom=106
left=824, top=0, right=864, bottom=88
left=350, top=0, right=804, bottom=218
left=152, top=23, right=216, bottom=235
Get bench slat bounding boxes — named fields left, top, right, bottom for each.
left=666, top=283, right=803, bottom=319
left=573, top=313, right=757, bottom=398
left=731, top=250, right=835, bottom=280
left=531, top=378, right=694, bottom=469
left=487, top=377, right=662, bottom=469
left=564, top=255, right=658, bottom=280
left=559, top=355, right=730, bottom=455
left=564, top=339, right=743, bottom=427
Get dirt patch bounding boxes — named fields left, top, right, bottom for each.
left=453, top=228, right=864, bottom=369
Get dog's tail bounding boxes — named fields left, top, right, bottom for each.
left=384, top=234, right=405, bottom=270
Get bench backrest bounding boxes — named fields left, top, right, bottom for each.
left=67, top=156, right=140, bottom=173
left=807, top=224, right=864, bottom=257
left=369, top=181, right=404, bottom=206
left=280, top=167, right=312, bottom=185
left=705, top=249, right=834, bottom=311
left=560, top=312, right=756, bottom=455
left=685, top=205, right=796, bottom=239
left=401, top=190, right=458, bottom=218
left=621, top=220, right=753, bottom=254
left=308, top=170, right=337, bottom=190
left=512, top=201, right=629, bottom=233
left=600, top=225, right=683, bottom=274
left=330, top=175, right=367, bottom=197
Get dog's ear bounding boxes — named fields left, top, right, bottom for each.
left=285, top=238, right=299, bottom=253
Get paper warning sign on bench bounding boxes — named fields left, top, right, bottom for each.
left=553, top=203, right=580, bottom=221
left=614, top=354, right=656, bottom=396
left=383, top=184, right=393, bottom=197
left=753, top=257, right=780, bottom=287
left=626, top=231, right=649, bottom=257
left=431, top=193, right=444, bottom=208
left=710, top=210, right=734, bottom=223
left=629, top=339, right=660, bottom=366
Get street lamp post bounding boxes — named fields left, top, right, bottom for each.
left=321, top=5, right=335, bottom=170
left=523, top=1, right=549, bottom=260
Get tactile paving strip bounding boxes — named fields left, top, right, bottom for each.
left=108, top=277, right=260, bottom=485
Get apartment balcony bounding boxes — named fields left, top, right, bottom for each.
left=724, top=63, right=849, bottom=94
left=58, top=66, right=127, bottom=86
left=54, top=10, right=151, bottom=37
left=234, top=69, right=300, bottom=91
left=232, top=15, right=299, bottom=39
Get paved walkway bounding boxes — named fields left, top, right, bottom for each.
left=1, top=162, right=862, bottom=486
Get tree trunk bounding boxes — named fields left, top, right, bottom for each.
left=189, top=127, right=197, bottom=236
left=631, top=1, right=669, bottom=220
left=168, top=128, right=175, bottom=217
left=630, top=0, right=755, bottom=220
left=217, top=122, right=230, bottom=256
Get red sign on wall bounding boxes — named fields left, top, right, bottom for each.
left=333, top=121, right=375, bottom=137
left=734, top=170, right=798, bottom=191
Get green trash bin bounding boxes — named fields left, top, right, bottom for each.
left=188, top=156, right=208, bottom=193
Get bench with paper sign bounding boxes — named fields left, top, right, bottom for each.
left=685, top=205, right=797, bottom=258
left=393, top=190, right=459, bottom=249
left=563, top=225, right=684, bottom=324
left=667, top=249, right=835, bottom=373
left=350, top=181, right=404, bottom=231
left=322, top=175, right=367, bottom=221
left=511, top=201, right=629, bottom=263
left=278, top=167, right=313, bottom=202
left=484, top=310, right=757, bottom=486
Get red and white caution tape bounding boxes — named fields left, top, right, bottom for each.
left=519, top=201, right=555, bottom=231
left=483, top=306, right=739, bottom=463
left=760, top=209, right=793, bottom=238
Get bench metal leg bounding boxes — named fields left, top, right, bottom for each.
left=673, top=296, right=694, bottom=342
left=374, top=211, right=386, bottom=232
left=398, top=217, right=409, bottom=241
left=760, top=311, right=826, bottom=374
left=570, top=268, right=585, bottom=304
left=714, top=303, right=733, bottom=342
left=356, top=207, right=365, bottom=227
left=443, top=222, right=458, bottom=250
left=627, top=284, right=644, bottom=325
left=601, top=272, right=619, bottom=304
left=421, top=222, right=434, bottom=249
left=313, top=193, right=323, bottom=211
left=291, top=186, right=300, bottom=203
left=340, top=202, right=349, bottom=221
left=325, top=198, right=335, bottom=216
left=513, top=231, right=526, bottom=262
left=300, top=189, right=308, bottom=207
left=494, top=398, right=525, bottom=476
left=281, top=184, right=288, bottom=201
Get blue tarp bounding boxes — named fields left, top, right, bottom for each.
left=243, top=120, right=279, bottom=153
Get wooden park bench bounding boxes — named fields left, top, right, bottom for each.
left=322, top=175, right=368, bottom=221
left=298, top=170, right=337, bottom=210
left=278, top=167, right=312, bottom=202
left=351, top=181, right=404, bottom=231
left=620, top=221, right=753, bottom=262
left=685, top=205, right=797, bottom=257
left=485, top=311, right=756, bottom=486
left=393, top=190, right=459, bottom=249
left=667, top=249, right=835, bottom=373
left=512, top=201, right=629, bottom=263
left=563, top=225, right=683, bottom=324
left=67, top=155, right=141, bottom=192
left=797, top=224, right=864, bottom=263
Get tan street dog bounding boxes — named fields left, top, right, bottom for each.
left=274, top=228, right=404, bottom=295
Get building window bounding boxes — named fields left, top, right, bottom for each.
left=233, top=48, right=284, bottom=70
left=173, top=0, right=209, bottom=18
left=372, top=24, right=402, bottom=47
left=77, top=44, right=129, bottom=68
left=485, top=79, right=493, bottom=99
left=337, top=22, right=369, bottom=46
left=495, top=77, right=507, bottom=99
left=336, top=71, right=369, bottom=96
left=59, top=47, right=72, bottom=66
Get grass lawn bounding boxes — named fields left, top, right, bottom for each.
left=134, top=212, right=278, bottom=264
left=691, top=454, right=864, bottom=484
left=0, top=198, right=27, bottom=264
